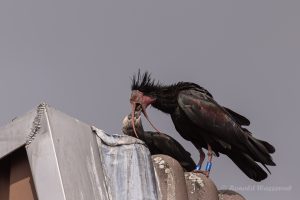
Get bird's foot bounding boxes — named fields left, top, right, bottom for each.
left=192, top=170, right=209, bottom=177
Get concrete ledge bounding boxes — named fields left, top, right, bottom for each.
left=151, top=154, right=246, bottom=200
left=152, top=155, right=189, bottom=200
left=185, top=172, right=218, bottom=200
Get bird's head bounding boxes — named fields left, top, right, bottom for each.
left=130, top=90, right=156, bottom=117
left=130, top=71, right=161, bottom=137
left=122, top=110, right=144, bottom=137
left=130, top=70, right=159, bottom=102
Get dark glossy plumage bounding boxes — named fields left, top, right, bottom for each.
left=131, top=71, right=276, bottom=181
left=141, top=131, right=196, bottom=171
left=122, top=113, right=196, bottom=171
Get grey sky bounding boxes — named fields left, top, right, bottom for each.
left=0, top=1, right=299, bottom=199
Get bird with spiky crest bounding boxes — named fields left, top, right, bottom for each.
left=129, top=70, right=275, bottom=181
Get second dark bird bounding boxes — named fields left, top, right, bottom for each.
left=122, top=109, right=196, bottom=171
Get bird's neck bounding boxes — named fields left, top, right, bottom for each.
left=151, top=82, right=207, bottom=114
left=151, top=85, right=179, bottom=114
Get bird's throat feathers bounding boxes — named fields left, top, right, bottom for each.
left=151, top=85, right=179, bottom=114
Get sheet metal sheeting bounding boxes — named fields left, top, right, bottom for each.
left=0, top=109, right=36, bottom=159
left=0, top=103, right=159, bottom=200
left=93, top=127, right=159, bottom=200
left=25, top=104, right=68, bottom=200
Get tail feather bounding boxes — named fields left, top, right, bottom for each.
left=228, top=151, right=268, bottom=182
left=246, top=135, right=276, bottom=166
left=262, top=163, right=271, bottom=174
left=242, top=128, right=275, bottom=155
left=257, top=139, right=275, bottom=154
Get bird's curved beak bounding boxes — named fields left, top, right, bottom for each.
left=130, top=90, right=160, bottom=137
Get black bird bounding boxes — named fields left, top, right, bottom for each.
left=129, top=71, right=275, bottom=182
left=122, top=110, right=196, bottom=171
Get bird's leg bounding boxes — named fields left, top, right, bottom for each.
left=192, top=148, right=206, bottom=174
left=204, top=144, right=213, bottom=177
left=195, top=148, right=205, bottom=170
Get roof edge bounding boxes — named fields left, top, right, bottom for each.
left=25, top=102, right=48, bottom=147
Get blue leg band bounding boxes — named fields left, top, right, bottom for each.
left=195, top=164, right=201, bottom=170
left=205, top=162, right=212, bottom=171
